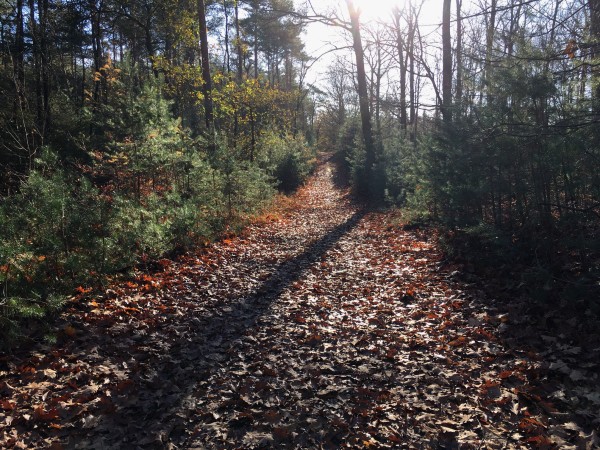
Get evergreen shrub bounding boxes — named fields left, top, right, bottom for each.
left=257, top=132, right=315, bottom=193
left=0, top=69, right=289, bottom=348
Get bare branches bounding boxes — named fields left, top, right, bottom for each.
left=283, top=1, right=352, bottom=32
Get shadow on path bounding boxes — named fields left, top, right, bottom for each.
left=80, top=209, right=366, bottom=448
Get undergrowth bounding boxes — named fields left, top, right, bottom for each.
left=0, top=134, right=314, bottom=350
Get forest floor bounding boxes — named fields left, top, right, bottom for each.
left=1, top=155, right=599, bottom=449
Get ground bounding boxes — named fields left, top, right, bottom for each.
left=0, top=155, right=598, bottom=449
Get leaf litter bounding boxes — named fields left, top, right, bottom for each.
left=0, top=155, right=598, bottom=449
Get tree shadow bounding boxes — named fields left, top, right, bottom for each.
left=73, top=209, right=367, bottom=448
left=439, top=243, right=600, bottom=438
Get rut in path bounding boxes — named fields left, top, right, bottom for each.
left=1, top=156, right=597, bottom=449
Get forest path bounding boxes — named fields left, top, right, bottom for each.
left=1, top=155, right=597, bottom=448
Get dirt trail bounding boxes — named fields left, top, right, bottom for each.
left=1, top=156, right=598, bottom=449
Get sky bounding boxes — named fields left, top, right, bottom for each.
left=297, top=0, right=446, bottom=87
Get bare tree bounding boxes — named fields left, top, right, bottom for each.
left=590, top=0, right=600, bottom=106
left=346, top=0, right=376, bottom=180
left=442, top=0, right=452, bottom=122
left=455, top=0, right=463, bottom=109
left=392, top=7, right=408, bottom=131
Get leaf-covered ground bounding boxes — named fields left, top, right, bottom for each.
left=1, top=156, right=599, bottom=449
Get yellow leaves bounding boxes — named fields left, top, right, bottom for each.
left=100, top=60, right=113, bottom=72
left=168, top=14, right=199, bottom=47
left=231, top=37, right=249, bottom=55
left=154, top=59, right=203, bottom=96
left=211, top=75, right=297, bottom=139
left=212, top=72, right=227, bottom=85
left=92, top=57, right=122, bottom=84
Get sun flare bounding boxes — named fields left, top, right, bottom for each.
left=351, top=0, right=407, bottom=21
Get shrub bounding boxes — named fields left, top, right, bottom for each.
left=0, top=76, right=285, bottom=349
left=257, top=131, right=315, bottom=193
left=335, top=116, right=362, bottom=188
left=0, top=151, right=106, bottom=348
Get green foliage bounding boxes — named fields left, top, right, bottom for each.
left=210, top=146, right=274, bottom=224
left=0, top=294, right=66, bottom=348
left=0, top=0, right=315, bottom=349
left=257, top=132, right=315, bottom=193
left=0, top=145, right=278, bottom=349
left=109, top=195, right=173, bottom=265
left=0, top=151, right=102, bottom=348
left=335, top=115, right=407, bottom=203
left=389, top=134, right=438, bottom=223
left=168, top=156, right=224, bottom=249
left=0, top=87, right=282, bottom=349
left=335, top=116, right=366, bottom=194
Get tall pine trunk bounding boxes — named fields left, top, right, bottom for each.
left=442, top=0, right=452, bottom=123
left=14, top=0, right=25, bottom=110
left=198, top=0, right=214, bottom=131
left=346, top=0, right=375, bottom=165
left=393, top=9, right=407, bottom=132
left=408, top=5, right=416, bottom=139
left=40, top=0, right=50, bottom=137
left=590, top=0, right=600, bottom=108
left=484, top=0, right=497, bottom=104
left=235, top=0, right=243, bottom=81
left=223, top=0, right=231, bottom=73
left=455, top=0, right=463, bottom=110
left=346, top=0, right=376, bottom=193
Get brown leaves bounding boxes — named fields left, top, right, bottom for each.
left=0, top=401, right=15, bottom=411
left=0, top=158, right=596, bottom=448
left=563, top=39, right=577, bottom=59
left=32, top=405, right=60, bottom=422
left=448, top=335, right=468, bottom=347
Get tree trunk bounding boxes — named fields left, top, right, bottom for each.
left=374, top=38, right=382, bottom=137
left=484, top=0, right=497, bottom=103
left=455, top=0, right=463, bottom=109
left=408, top=6, right=416, bottom=133
left=590, top=0, right=600, bottom=107
left=442, top=0, right=452, bottom=123
left=346, top=0, right=376, bottom=179
left=40, top=0, right=50, bottom=137
left=253, top=1, right=259, bottom=79
left=144, top=16, right=158, bottom=77
left=223, top=0, right=231, bottom=73
left=591, top=0, right=600, bottom=53
left=28, top=0, right=42, bottom=146
left=89, top=0, right=103, bottom=106
left=235, top=0, right=243, bottom=81
left=14, top=0, right=25, bottom=109
left=393, top=9, right=407, bottom=131
left=198, top=0, right=214, bottom=130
